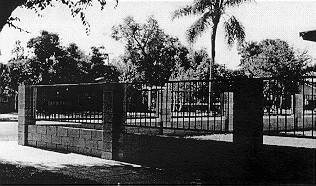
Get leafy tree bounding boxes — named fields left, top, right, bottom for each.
left=112, top=16, right=189, bottom=85
left=25, top=31, right=120, bottom=84
left=53, top=43, right=89, bottom=83
left=0, top=0, right=116, bottom=33
left=239, top=39, right=311, bottom=78
left=238, top=39, right=312, bottom=110
left=0, top=63, right=9, bottom=98
left=112, top=56, right=141, bottom=83
left=172, top=0, right=251, bottom=84
left=88, top=46, right=120, bottom=82
left=26, top=30, right=64, bottom=84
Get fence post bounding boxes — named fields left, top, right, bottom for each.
left=18, top=84, right=36, bottom=146
left=159, top=87, right=172, bottom=134
left=294, top=94, right=303, bottom=130
left=224, top=92, right=233, bottom=132
left=101, top=83, right=126, bottom=160
left=233, top=78, right=263, bottom=182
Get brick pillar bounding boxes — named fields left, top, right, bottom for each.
left=294, top=94, right=303, bottom=130
left=160, top=87, right=172, bottom=134
left=101, top=83, right=126, bottom=160
left=18, top=84, right=36, bottom=145
left=224, top=92, right=233, bottom=132
left=233, top=78, right=263, bottom=182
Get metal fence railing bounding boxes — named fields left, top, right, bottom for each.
left=35, top=83, right=103, bottom=125
left=123, top=80, right=234, bottom=134
left=263, top=77, right=316, bottom=138
left=29, top=77, right=316, bottom=138
left=124, top=83, right=162, bottom=129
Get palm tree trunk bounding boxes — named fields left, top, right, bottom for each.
left=208, top=19, right=219, bottom=113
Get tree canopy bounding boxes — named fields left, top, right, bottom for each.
left=0, top=30, right=120, bottom=102
left=238, top=38, right=312, bottom=109
left=172, top=0, right=251, bottom=82
left=112, top=16, right=189, bottom=85
left=238, top=39, right=311, bottom=79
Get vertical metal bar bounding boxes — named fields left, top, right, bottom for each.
left=276, top=79, right=279, bottom=133
left=268, top=79, right=271, bottom=133
left=200, top=81, right=203, bottom=131
left=189, top=81, right=192, bottom=130
left=166, top=81, right=170, bottom=129
left=207, top=81, right=210, bottom=131
left=312, top=77, right=315, bottom=137
left=183, top=81, right=185, bottom=129
left=211, top=80, right=218, bottom=131
left=303, top=78, right=305, bottom=136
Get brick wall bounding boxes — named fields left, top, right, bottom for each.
left=26, top=124, right=104, bottom=158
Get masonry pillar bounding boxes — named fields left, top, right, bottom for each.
left=18, top=84, right=36, bottom=145
left=294, top=94, right=303, bottom=130
left=101, top=83, right=126, bottom=160
left=160, top=87, right=172, bottom=134
left=233, top=78, right=263, bottom=182
left=224, top=92, right=233, bottom=132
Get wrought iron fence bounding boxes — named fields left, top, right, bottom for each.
left=31, top=79, right=234, bottom=134
left=124, top=79, right=234, bottom=134
left=124, top=83, right=162, bottom=129
left=35, top=83, right=103, bottom=125
left=263, top=77, right=316, bottom=138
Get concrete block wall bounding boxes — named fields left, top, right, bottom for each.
left=26, top=125, right=104, bottom=157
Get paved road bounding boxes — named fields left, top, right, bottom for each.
left=0, top=122, right=18, bottom=141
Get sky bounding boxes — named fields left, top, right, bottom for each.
left=1, top=0, right=316, bottom=69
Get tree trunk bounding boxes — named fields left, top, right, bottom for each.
left=0, top=0, right=26, bottom=32
left=208, top=18, right=219, bottom=113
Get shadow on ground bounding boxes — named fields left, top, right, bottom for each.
left=57, top=164, right=194, bottom=184
left=0, top=163, right=99, bottom=185
left=0, top=162, right=198, bottom=185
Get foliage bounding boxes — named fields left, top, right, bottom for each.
left=238, top=39, right=312, bottom=109
left=0, top=30, right=121, bottom=104
left=88, top=46, right=120, bottom=82
left=0, top=0, right=117, bottom=33
left=238, top=39, right=311, bottom=78
left=112, top=16, right=189, bottom=85
left=172, top=0, right=251, bottom=80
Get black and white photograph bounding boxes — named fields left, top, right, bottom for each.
left=0, top=0, right=315, bottom=185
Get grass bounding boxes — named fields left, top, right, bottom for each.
left=0, top=161, right=196, bottom=185
left=0, top=162, right=99, bottom=185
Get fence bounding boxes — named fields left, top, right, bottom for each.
left=34, top=83, right=103, bottom=129
left=20, top=77, right=316, bottom=138
left=18, top=79, right=315, bottom=184
left=123, top=80, right=234, bottom=134
left=263, top=77, right=316, bottom=138
left=31, top=80, right=234, bottom=134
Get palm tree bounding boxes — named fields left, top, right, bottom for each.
left=172, top=0, right=251, bottom=82
left=172, top=0, right=251, bottom=112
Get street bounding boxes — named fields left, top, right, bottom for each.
left=0, top=122, right=18, bottom=141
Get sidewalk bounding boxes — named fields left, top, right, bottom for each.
left=0, top=113, right=186, bottom=184
left=0, top=141, right=186, bottom=184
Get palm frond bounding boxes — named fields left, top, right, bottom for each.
left=172, top=5, right=194, bottom=20
left=223, top=15, right=245, bottom=48
left=186, top=11, right=214, bottom=43
left=224, top=0, right=253, bottom=7
left=172, top=0, right=214, bottom=20
left=191, top=0, right=215, bottom=14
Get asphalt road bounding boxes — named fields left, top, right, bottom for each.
left=0, top=122, right=18, bottom=141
